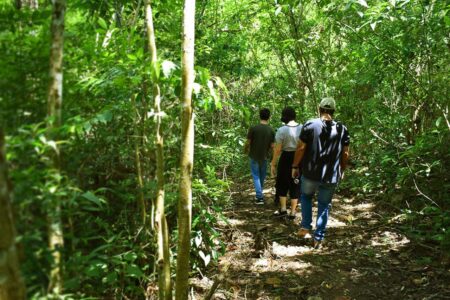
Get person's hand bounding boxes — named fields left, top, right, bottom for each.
left=291, top=168, right=299, bottom=178
left=271, top=164, right=276, bottom=178
left=243, top=144, right=249, bottom=155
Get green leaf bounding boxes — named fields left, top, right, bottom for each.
left=275, top=5, right=282, bottom=16
left=82, top=191, right=104, bottom=207
left=198, top=250, right=211, bottom=266
left=126, top=264, right=144, bottom=278
left=357, top=0, right=368, bottom=8
left=123, top=252, right=137, bottom=262
left=98, top=17, right=108, bottom=30
left=195, top=235, right=202, bottom=247
left=96, top=111, right=113, bottom=124
left=435, top=117, right=442, bottom=127
left=127, top=54, right=137, bottom=61
left=103, top=272, right=118, bottom=284
left=445, top=16, right=450, bottom=27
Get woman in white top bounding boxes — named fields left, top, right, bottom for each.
left=271, top=107, right=302, bottom=219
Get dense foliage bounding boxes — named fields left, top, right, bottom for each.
left=0, top=0, right=448, bottom=298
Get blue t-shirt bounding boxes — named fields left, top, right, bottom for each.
left=300, top=118, right=350, bottom=183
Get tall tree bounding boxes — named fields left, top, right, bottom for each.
left=0, top=129, right=25, bottom=300
left=175, top=0, right=196, bottom=299
left=144, top=1, right=172, bottom=299
left=47, top=0, right=66, bottom=294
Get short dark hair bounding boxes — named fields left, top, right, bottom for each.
left=319, top=107, right=335, bottom=116
left=281, top=107, right=296, bottom=123
left=259, top=108, right=271, bottom=120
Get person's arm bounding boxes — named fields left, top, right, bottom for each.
left=244, top=139, right=251, bottom=154
left=340, top=145, right=350, bottom=178
left=291, top=141, right=307, bottom=178
left=270, top=143, right=282, bottom=177
left=340, top=125, right=350, bottom=179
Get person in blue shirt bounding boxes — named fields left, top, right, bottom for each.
left=291, top=97, right=350, bottom=249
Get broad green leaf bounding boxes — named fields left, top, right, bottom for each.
left=198, top=250, right=211, bottom=266
left=82, top=191, right=104, bottom=207
left=123, top=252, right=137, bottom=262
left=357, top=0, right=368, bottom=8
left=126, top=265, right=144, bottom=278
left=97, top=111, right=113, bottom=124
left=98, top=17, right=108, bottom=30
left=445, top=16, right=450, bottom=27
left=275, top=5, right=282, bottom=16
left=103, top=272, right=118, bottom=284
left=195, top=235, right=202, bottom=247
left=127, top=54, right=137, bottom=61
left=47, top=140, right=59, bottom=154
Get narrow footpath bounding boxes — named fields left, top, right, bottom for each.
left=192, top=178, right=450, bottom=300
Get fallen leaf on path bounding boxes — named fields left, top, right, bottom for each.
left=413, top=277, right=428, bottom=285
left=288, top=286, right=305, bottom=293
left=320, top=280, right=333, bottom=289
left=391, top=259, right=401, bottom=265
left=226, top=245, right=238, bottom=251
left=266, top=277, right=282, bottom=286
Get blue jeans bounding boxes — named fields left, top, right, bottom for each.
left=300, top=176, right=337, bottom=241
left=250, top=158, right=267, bottom=200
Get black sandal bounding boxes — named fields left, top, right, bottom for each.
left=272, top=210, right=287, bottom=217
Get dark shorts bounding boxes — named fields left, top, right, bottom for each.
left=276, top=151, right=300, bottom=198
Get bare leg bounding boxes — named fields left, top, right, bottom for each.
left=280, top=196, right=287, bottom=211
left=290, top=199, right=298, bottom=213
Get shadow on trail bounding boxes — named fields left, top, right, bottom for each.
left=195, top=179, right=450, bottom=300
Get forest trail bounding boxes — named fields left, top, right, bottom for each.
left=193, top=178, right=450, bottom=300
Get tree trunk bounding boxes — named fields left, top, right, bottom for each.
left=131, top=93, right=147, bottom=224
left=0, top=129, right=25, bottom=300
left=144, top=1, right=172, bottom=299
left=47, top=0, right=66, bottom=294
left=175, top=0, right=196, bottom=299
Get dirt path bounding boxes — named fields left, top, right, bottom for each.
left=192, top=178, right=450, bottom=300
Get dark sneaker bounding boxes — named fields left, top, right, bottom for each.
left=255, top=198, right=265, bottom=205
left=288, top=214, right=296, bottom=220
left=272, top=210, right=287, bottom=217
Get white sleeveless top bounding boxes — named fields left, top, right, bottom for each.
left=275, top=121, right=302, bottom=151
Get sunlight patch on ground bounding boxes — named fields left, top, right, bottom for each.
left=272, top=241, right=312, bottom=257
left=250, top=257, right=312, bottom=273
left=370, top=230, right=410, bottom=248
left=247, top=187, right=275, bottom=197
left=354, top=202, right=375, bottom=210
left=217, top=218, right=246, bottom=226
left=326, top=216, right=347, bottom=228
